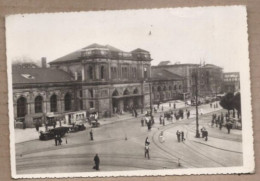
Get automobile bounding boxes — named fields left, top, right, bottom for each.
left=91, top=120, right=100, bottom=128
left=39, top=127, right=70, bottom=140
left=164, top=111, right=173, bottom=120
left=69, top=121, right=86, bottom=132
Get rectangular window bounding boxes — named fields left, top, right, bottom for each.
left=89, top=101, right=94, bottom=108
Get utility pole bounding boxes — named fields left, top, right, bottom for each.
left=149, top=82, right=153, bottom=117
left=194, top=68, right=200, bottom=138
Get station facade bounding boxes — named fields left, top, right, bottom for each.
left=12, top=44, right=154, bottom=127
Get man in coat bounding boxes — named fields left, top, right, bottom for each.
left=93, top=154, right=100, bottom=170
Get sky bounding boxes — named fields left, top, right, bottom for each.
left=6, top=6, right=248, bottom=72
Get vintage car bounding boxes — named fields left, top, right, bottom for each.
left=164, top=111, right=173, bottom=120
left=39, top=127, right=70, bottom=140
left=69, top=121, right=86, bottom=132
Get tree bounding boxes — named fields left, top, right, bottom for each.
left=220, top=92, right=234, bottom=115
left=233, top=92, right=241, bottom=119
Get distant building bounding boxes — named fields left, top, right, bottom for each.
left=222, top=72, right=240, bottom=93
left=152, top=63, right=223, bottom=99
left=190, top=64, right=223, bottom=97
left=150, top=68, right=184, bottom=104
left=152, top=63, right=198, bottom=99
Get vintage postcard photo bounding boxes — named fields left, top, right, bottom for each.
left=6, top=6, right=254, bottom=178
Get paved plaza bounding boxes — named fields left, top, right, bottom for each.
left=15, top=102, right=242, bottom=174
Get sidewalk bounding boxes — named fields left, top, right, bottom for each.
left=14, top=99, right=195, bottom=144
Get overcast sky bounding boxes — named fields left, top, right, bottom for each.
left=6, top=6, right=248, bottom=72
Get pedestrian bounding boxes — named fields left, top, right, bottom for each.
left=145, top=137, right=150, bottom=145
left=159, top=115, right=162, bottom=124
left=141, top=118, right=144, bottom=127
left=159, top=131, right=165, bottom=143
left=90, top=129, right=94, bottom=141
left=54, top=134, right=58, bottom=146
left=174, top=103, right=176, bottom=109
left=35, top=122, right=39, bottom=132
left=226, top=122, right=232, bottom=134
left=181, top=131, right=185, bottom=141
left=144, top=143, right=150, bottom=159
left=93, top=154, right=100, bottom=170
left=211, top=115, right=215, bottom=127
left=162, top=106, right=164, bottom=111
left=58, top=134, right=62, bottom=145
left=176, top=130, right=181, bottom=142
left=53, top=121, right=56, bottom=129
left=204, top=130, right=208, bottom=141
left=162, top=117, right=165, bottom=126
left=186, top=110, right=190, bottom=119
left=201, top=127, right=206, bottom=138
left=219, top=120, right=223, bottom=130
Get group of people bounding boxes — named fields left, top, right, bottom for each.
left=200, top=127, right=208, bottom=141
left=54, top=134, right=63, bottom=146
left=210, top=102, right=219, bottom=109
left=211, top=112, right=233, bottom=134
left=176, top=130, right=185, bottom=142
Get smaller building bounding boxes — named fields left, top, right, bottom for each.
left=150, top=68, right=184, bottom=104
left=222, top=72, right=240, bottom=93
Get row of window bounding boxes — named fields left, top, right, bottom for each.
left=16, top=93, right=72, bottom=118
left=152, top=85, right=182, bottom=92
left=86, top=65, right=147, bottom=80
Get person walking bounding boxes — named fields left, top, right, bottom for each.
left=54, top=134, right=58, bottom=146
left=145, top=137, right=150, bottom=145
left=181, top=131, right=185, bottom=141
left=141, top=118, right=144, bottom=127
left=144, top=143, right=150, bottom=159
left=58, top=134, right=62, bottom=145
left=93, top=154, right=100, bottom=170
left=162, top=116, right=165, bottom=126
left=90, top=129, right=94, bottom=141
left=159, top=115, right=162, bottom=124
left=176, top=130, right=181, bottom=142
left=204, top=130, right=208, bottom=141
left=174, top=103, right=176, bottom=109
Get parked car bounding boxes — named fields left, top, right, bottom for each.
left=39, top=127, right=69, bottom=140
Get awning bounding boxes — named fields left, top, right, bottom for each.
left=112, top=94, right=143, bottom=99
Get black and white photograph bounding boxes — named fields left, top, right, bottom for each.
left=6, top=6, right=254, bottom=178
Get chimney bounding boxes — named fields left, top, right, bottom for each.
left=41, top=57, right=47, bottom=68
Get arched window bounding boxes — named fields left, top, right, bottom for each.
left=179, top=85, right=182, bottom=90
left=100, top=65, right=105, bottom=79
left=123, top=89, right=130, bottom=95
left=64, top=93, right=72, bottom=111
left=89, top=66, right=93, bottom=80
left=112, top=89, right=119, bottom=96
left=35, top=95, right=43, bottom=113
left=174, top=85, right=177, bottom=90
left=17, top=97, right=27, bottom=117
left=157, top=86, right=161, bottom=92
left=163, top=86, right=167, bottom=91
left=50, top=94, right=57, bottom=112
